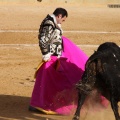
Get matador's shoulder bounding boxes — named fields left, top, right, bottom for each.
left=42, top=15, right=55, bottom=27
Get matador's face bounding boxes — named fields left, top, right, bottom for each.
left=56, top=14, right=67, bottom=24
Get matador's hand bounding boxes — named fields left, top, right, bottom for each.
left=42, top=53, right=51, bottom=62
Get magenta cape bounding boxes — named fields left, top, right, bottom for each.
left=30, top=36, right=88, bottom=115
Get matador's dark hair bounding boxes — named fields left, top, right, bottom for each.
left=53, top=8, right=68, bottom=18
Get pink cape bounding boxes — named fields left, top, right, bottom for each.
left=30, top=36, right=88, bottom=115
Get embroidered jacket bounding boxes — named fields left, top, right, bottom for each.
left=38, top=14, right=63, bottom=59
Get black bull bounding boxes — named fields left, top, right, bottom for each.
left=72, top=42, right=120, bottom=120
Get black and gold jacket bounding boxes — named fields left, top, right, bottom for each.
left=38, top=14, right=63, bottom=57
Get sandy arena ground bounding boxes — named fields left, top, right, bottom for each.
left=0, top=1, right=120, bottom=120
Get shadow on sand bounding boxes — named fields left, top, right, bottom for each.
left=0, top=95, right=64, bottom=120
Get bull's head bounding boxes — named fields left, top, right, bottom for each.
left=76, top=51, right=103, bottom=94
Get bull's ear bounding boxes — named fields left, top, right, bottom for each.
left=96, top=59, right=102, bottom=72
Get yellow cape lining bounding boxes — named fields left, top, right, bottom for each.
left=34, top=61, right=44, bottom=78
left=35, top=107, right=57, bottom=115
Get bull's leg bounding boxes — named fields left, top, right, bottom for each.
left=72, top=92, right=86, bottom=120
left=110, top=97, right=120, bottom=120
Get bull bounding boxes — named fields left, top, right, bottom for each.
left=72, top=42, right=120, bottom=120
